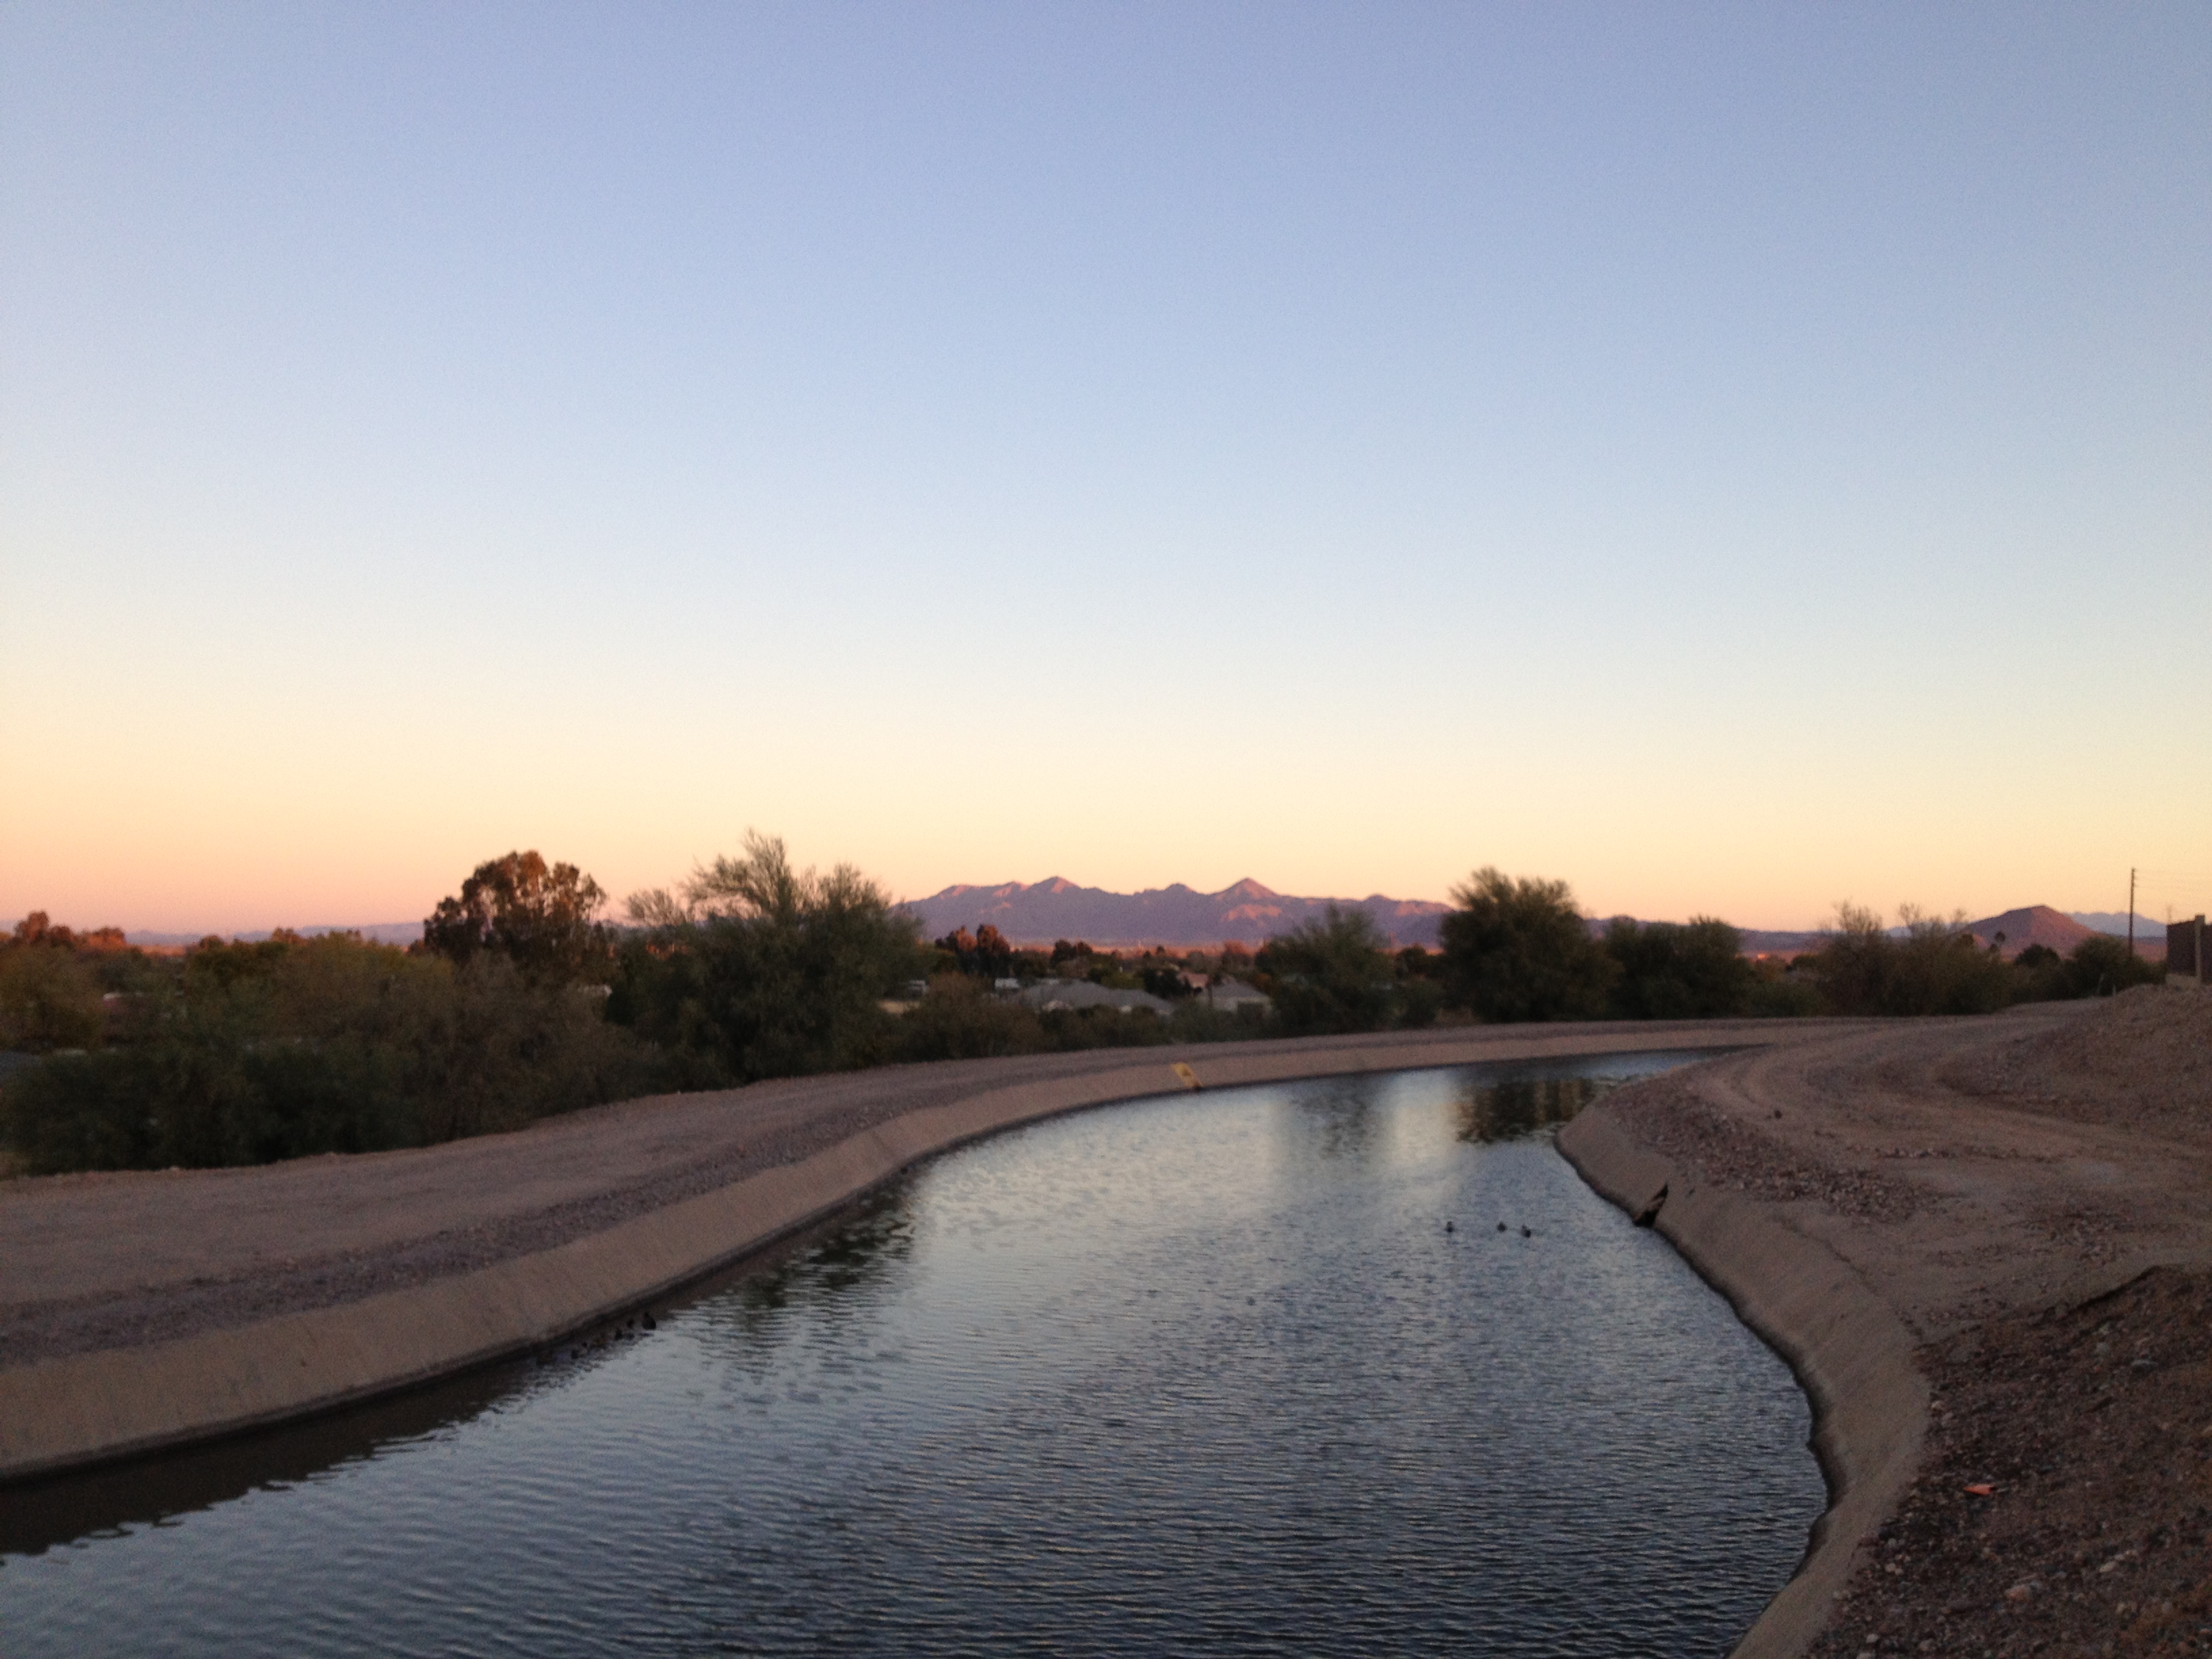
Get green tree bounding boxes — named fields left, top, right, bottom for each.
left=0, top=926, right=106, bottom=1052
left=1812, top=903, right=2018, bottom=1016
left=183, top=933, right=295, bottom=995
left=1439, top=868, right=1617, bottom=1022
left=611, top=832, right=924, bottom=1082
left=1261, top=904, right=1397, bottom=1036
left=2060, top=934, right=2164, bottom=998
left=421, top=852, right=613, bottom=987
left=1604, top=917, right=1754, bottom=1019
left=1807, top=901, right=1893, bottom=1015
left=934, top=924, right=1015, bottom=979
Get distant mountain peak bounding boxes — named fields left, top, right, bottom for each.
left=1958, top=904, right=2154, bottom=959
left=908, top=877, right=1443, bottom=948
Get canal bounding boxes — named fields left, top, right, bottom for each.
left=1, top=1052, right=1822, bottom=1656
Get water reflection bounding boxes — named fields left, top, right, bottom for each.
left=1291, top=1091, right=1384, bottom=1160
left=1, top=1050, right=1816, bottom=1659
left=720, top=1189, right=916, bottom=1323
left=0, top=1360, right=532, bottom=1559
left=1454, top=1074, right=1601, bottom=1142
left=1442, top=1049, right=1725, bottom=1145
left=0, top=1193, right=912, bottom=1560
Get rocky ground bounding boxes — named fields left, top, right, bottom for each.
left=1599, top=988, right=2212, bottom=1658
left=1810, top=1267, right=2212, bottom=1658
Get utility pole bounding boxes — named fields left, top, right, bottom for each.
left=2127, top=867, right=2136, bottom=957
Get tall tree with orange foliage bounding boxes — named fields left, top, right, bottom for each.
left=420, top=852, right=613, bottom=987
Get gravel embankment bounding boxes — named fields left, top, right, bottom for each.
left=1586, top=989, right=2212, bottom=1658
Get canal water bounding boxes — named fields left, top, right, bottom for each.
left=1, top=1054, right=1824, bottom=1657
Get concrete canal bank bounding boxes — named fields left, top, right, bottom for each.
left=1565, top=991, right=2212, bottom=1658
left=20, top=998, right=2195, bottom=1658
left=0, top=1020, right=1843, bottom=1484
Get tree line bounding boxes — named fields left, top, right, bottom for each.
left=0, top=846, right=2162, bottom=1174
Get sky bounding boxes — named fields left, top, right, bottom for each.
left=4, top=2, right=2209, bottom=935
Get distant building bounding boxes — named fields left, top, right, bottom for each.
left=1016, top=981, right=1174, bottom=1017
left=2170, top=918, right=2207, bottom=984
left=1202, top=978, right=1271, bottom=1015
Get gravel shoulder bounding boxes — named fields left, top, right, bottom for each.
left=1584, top=988, right=2212, bottom=1658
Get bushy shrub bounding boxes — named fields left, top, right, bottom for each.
left=1397, top=978, right=1446, bottom=1029
left=611, top=834, right=923, bottom=1083
left=1165, top=1000, right=1271, bottom=1043
left=889, top=977, right=1214, bottom=1061
left=895, top=975, right=1047, bottom=1061
left=1439, top=869, right=1617, bottom=1022
left=2059, top=935, right=2164, bottom=998
left=1812, top=904, right=2018, bottom=1017
left=1605, top=918, right=1754, bottom=1019
left=0, top=935, right=660, bottom=1174
left=0, top=941, right=106, bottom=1052
left=1744, top=970, right=1826, bottom=1018
left=1261, top=906, right=1398, bottom=1036
left=5, top=1020, right=415, bottom=1172
left=1047, top=1004, right=1174, bottom=1049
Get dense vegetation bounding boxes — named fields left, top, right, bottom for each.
left=1, top=926, right=660, bottom=1174
left=1805, top=903, right=2162, bottom=1016
left=0, top=845, right=2165, bottom=1174
left=611, top=833, right=924, bottom=1081
left=1440, top=869, right=1620, bottom=1022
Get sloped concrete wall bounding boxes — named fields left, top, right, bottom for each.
left=4, top=1027, right=1782, bottom=1483
left=1558, top=1105, right=1926, bottom=1659
left=7, top=1022, right=1906, bottom=1659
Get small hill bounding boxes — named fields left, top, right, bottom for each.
left=1973, top=911, right=2158, bottom=960
left=1960, top=906, right=2125, bottom=960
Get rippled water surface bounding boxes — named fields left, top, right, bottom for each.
left=2, top=1054, right=1824, bottom=1656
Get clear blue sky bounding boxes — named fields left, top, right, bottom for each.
left=5, top=2, right=2209, bottom=932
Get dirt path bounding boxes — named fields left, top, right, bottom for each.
left=1580, top=989, right=2212, bottom=1658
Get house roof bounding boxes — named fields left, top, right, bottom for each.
left=1015, top=980, right=1174, bottom=1015
left=1204, top=978, right=1271, bottom=1006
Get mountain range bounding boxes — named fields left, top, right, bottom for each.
left=124, top=922, right=426, bottom=948
left=909, top=882, right=2167, bottom=957
left=907, top=878, right=1451, bottom=949
left=115, top=897, right=2165, bottom=958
